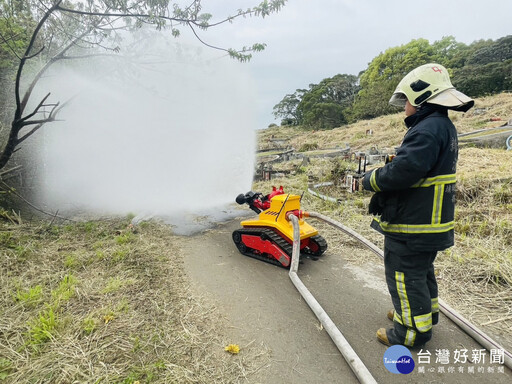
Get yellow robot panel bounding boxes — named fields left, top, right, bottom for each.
left=240, top=194, right=318, bottom=241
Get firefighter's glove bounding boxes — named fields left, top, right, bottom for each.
left=369, top=192, right=399, bottom=221
left=368, top=193, right=385, bottom=215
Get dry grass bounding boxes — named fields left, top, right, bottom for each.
left=0, top=218, right=263, bottom=383
left=439, top=147, right=512, bottom=340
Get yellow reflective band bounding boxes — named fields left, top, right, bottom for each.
left=431, top=184, right=444, bottom=225
left=374, top=218, right=455, bottom=234
left=393, top=311, right=403, bottom=325
left=405, top=329, right=416, bottom=347
left=396, top=272, right=413, bottom=327
left=370, top=169, right=381, bottom=192
left=414, top=313, right=433, bottom=333
left=370, top=172, right=456, bottom=234
left=412, top=174, right=456, bottom=188
left=431, top=297, right=439, bottom=313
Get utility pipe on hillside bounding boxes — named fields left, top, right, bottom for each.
left=306, top=211, right=512, bottom=370
left=287, top=214, right=378, bottom=384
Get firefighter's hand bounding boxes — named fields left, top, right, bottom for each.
left=368, top=193, right=385, bottom=215
left=385, top=154, right=395, bottom=164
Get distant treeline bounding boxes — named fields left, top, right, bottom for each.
left=272, top=35, right=512, bottom=129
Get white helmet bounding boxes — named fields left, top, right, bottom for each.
left=389, top=63, right=474, bottom=112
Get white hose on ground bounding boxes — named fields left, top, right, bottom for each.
left=288, top=214, right=378, bottom=384
left=307, top=211, right=512, bottom=370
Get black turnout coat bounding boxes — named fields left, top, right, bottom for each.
left=362, top=104, right=458, bottom=252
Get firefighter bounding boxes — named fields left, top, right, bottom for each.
left=362, top=63, right=474, bottom=347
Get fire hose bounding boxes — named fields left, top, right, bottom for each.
left=287, top=213, right=377, bottom=383
left=286, top=211, right=512, bottom=382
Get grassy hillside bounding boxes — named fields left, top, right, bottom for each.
left=259, top=92, right=512, bottom=152
left=254, top=92, right=512, bottom=348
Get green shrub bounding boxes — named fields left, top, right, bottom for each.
left=0, top=358, right=13, bottom=380
left=27, top=307, right=58, bottom=345
left=15, top=285, right=43, bottom=306
left=115, top=232, right=134, bottom=245
left=51, top=274, right=77, bottom=304
left=299, top=143, right=319, bottom=152
left=82, top=316, right=97, bottom=335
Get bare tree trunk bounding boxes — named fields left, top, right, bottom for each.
left=0, top=122, right=21, bottom=170
left=0, top=1, right=62, bottom=171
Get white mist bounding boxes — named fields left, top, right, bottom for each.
left=31, top=31, right=257, bottom=229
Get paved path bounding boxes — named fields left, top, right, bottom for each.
left=183, top=219, right=512, bottom=383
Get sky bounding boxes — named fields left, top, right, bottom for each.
left=197, top=0, right=512, bottom=128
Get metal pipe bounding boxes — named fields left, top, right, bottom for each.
left=287, top=214, right=378, bottom=384
left=306, top=211, right=512, bottom=370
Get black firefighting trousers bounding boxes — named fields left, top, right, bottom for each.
left=384, top=237, right=440, bottom=347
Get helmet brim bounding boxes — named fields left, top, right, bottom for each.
left=427, top=88, right=474, bottom=112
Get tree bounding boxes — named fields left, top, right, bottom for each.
left=466, top=35, right=512, bottom=66
left=430, top=36, right=469, bottom=69
left=272, top=88, right=306, bottom=125
left=349, top=37, right=471, bottom=121
left=452, top=36, right=512, bottom=97
left=352, top=35, right=512, bottom=120
left=350, top=39, right=437, bottom=121
left=297, top=74, right=359, bottom=129
left=452, top=59, right=512, bottom=97
left=0, top=0, right=36, bottom=131
left=0, top=0, right=285, bottom=172
left=350, top=36, right=471, bottom=121
left=0, top=1, right=34, bottom=69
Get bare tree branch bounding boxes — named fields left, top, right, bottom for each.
left=19, top=92, right=52, bottom=123
left=24, top=45, right=45, bottom=60
left=18, top=115, right=57, bottom=127
left=16, top=99, right=60, bottom=144
left=19, top=27, right=92, bottom=115
left=0, top=165, right=22, bottom=178
left=16, top=123, right=44, bottom=145
left=186, top=22, right=229, bottom=54
left=14, top=0, right=63, bottom=118
left=19, top=102, right=60, bottom=127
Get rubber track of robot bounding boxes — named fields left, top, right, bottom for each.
left=302, top=234, right=328, bottom=257
left=232, top=227, right=293, bottom=268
